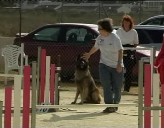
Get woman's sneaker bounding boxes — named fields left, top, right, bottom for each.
left=102, top=107, right=118, bottom=113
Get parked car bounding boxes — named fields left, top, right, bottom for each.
left=131, top=16, right=164, bottom=64
left=134, top=16, right=164, bottom=56
left=14, top=23, right=100, bottom=80
left=134, top=25, right=164, bottom=44
left=138, top=15, right=164, bottom=26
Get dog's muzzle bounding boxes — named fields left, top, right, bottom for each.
left=77, top=59, right=88, bottom=70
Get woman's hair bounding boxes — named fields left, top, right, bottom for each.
left=97, top=18, right=113, bottom=33
left=121, top=15, right=134, bottom=30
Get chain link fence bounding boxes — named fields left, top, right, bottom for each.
left=0, top=0, right=163, bottom=36
left=0, top=0, right=163, bottom=83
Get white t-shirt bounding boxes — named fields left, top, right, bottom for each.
left=94, top=33, right=123, bottom=68
left=116, top=28, right=139, bottom=45
left=112, top=29, right=117, bottom=34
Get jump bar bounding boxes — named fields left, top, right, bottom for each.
left=36, top=103, right=137, bottom=109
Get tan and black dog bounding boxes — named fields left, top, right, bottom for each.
left=71, top=55, right=101, bottom=104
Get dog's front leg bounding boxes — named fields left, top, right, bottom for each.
left=79, top=87, right=88, bottom=104
left=71, top=89, right=80, bottom=104
left=79, top=92, right=84, bottom=104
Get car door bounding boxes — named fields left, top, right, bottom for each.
left=162, top=18, right=164, bottom=25
left=135, top=26, right=163, bottom=44
left=60, top=25, right=99, bottom=79
left=23, top=25, right=65, bottom=65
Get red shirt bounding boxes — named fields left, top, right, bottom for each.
left=154, top=34, right=164, bottom=84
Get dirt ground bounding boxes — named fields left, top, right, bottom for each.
left=0, top=78, right=139, bottom=128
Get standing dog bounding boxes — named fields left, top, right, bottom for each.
left=71, top=55, right=101, bottom=104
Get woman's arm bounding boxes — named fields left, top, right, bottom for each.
left=83, top=46, right=99, bottom=60
left=118, top=49, right=123, bottom=63
left=134, top=29, right=139, bottom=46
left=117, top=49, right=123, bottom=73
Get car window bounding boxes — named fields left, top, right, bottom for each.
left=33, top=27, right=61, bottom=41
left=142, top=18, right=161, bottom=25
left=136, top=28, right=163, bottom=44
left=66, top=27, right=95, bottom=44
left=162, top=19, right=164, bottom=25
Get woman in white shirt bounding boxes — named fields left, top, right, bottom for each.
left=116, top=15, right=139, bottom=93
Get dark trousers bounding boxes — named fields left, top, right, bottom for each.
left=123, top=47, right=136, bottom=92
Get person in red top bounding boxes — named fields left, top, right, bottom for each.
left=154, top=33, right=164, bottom=85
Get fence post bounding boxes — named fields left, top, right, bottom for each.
left=150, top=47, right=160, bottom=127
left=144, top=64, right=151, bottom=128
left=55, top=73, right=59, bottom=105
left=50, top=64, right=55, bottom=105
left=31, top=62, right=37, bottom=128
left=4, top=87, right=12, bottom=128
left=138, top=59, right=144, bottom=128
left=20, top=43, right=24, bottom=75
left=13, top=75, right=22, bottom=128
left=39, top=49, right=46, bottom=103
left=37, top=47, right=41, bottom=104
left=22, top=66, right=31, bottom=128
left=0, top=101, right=2, bottom=128
left=45, top=56, right=51, bottom=104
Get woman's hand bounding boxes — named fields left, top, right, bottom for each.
left=82, top=47, right=98, bottom=61
left=116, top=63, right=123, bottom=73
left=82, top=52, right=90, bottom=61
